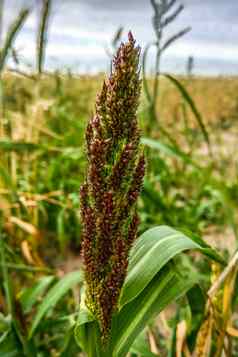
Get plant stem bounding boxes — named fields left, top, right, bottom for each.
left=0, top=262, right=53, bottom=273
left=208, top=251, right=238, bottom=299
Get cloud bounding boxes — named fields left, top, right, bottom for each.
left=3, top=0, right=238, bottom=75
left=166, top=41, right=238, bottom=62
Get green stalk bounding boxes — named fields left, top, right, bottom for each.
left=0, top=8, right=29, bottom=73
left=0, top=0, right=4, bottom=46
left=37, top=0, right=52, bottom=74
left=0, top=221, right=12, bottom=314
left=0, top=262, right=53, bottom=273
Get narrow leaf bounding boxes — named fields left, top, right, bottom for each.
left=0, top=140, right=42, bottom=152
left=141, top=137, right=199, bottom=168
left=112, top=266, right=196, bottom=357
left=29, top=270, right=83, bottom=338
left=120, top=225, right=223, bottom=308
left=20, top=276, right=55, bottom=314
left=0, top=8, right=29, bottom=72
left=162, top=5, right=184, bottom=28
left=160, top=27, right=191, bottom=53
left=37, top=0, right=52, bottom=74
left=74, top=308, right=97, bottom=352
left=130, top=330, right=158, bottom=356
left=163, top=74, right=211, bottom=154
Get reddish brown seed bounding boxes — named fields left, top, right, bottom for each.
left=80, top=32, right=145, bottom=341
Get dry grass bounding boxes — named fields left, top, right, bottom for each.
left=158, top=76, right=238, bottom=127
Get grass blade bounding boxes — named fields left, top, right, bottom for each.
left=142, top=137, right=200, bottom=168
left=37, top=0, right=52, bottom=74
left=120, top=225, right=223, bottom=308
left=160, top=27, right=191, bottom=53
left=130, top=330, right=158, bottom=356
left=20, top=276, right=55, bottom=314
left=0, top=227, right=12, bottom=315
left=112, top=266, right=196, bottom=357
left=0, top=140, right=42, bottom=152
left=163, top=74, right=212, bottom=155
left=29, top=270, right=83, bottom=338
left=0, top=8, right=29, bottom=73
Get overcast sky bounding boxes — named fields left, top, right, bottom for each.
left=3, top=0, right=238, bottom=75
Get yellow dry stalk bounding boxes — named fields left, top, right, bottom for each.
left=176, top=320, right=189, bottom=357
left=194, top=307, right=213, bottom=357
left=214, top=265, right=238, bottom=357
left=210, top=262, right=223, bottom=328
left=3, top=98, right=55, bottom=241
left=147, top=328, right=159, bottom=355
left=194, top=262, right=222, bottom=356
left=227, top=326, right=238, bottom=338
left=195, top=258, right=238, bottom=357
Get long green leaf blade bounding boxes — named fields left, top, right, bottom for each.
left=29, top=270, right=83, bottom=338
left=120, top=225, right=223, bottom=308
left=20, top=276, right=55, bottom=314
left=37, top=0, right=52, bottom=74
left=0, top=140, right=42, bottom=152
left=130, top=330, right=159, bottom=356
left=113, top=266, right=195, bottom=357
left=0, top=8, right=29, bottom=72
left=163, top=74, right=211, bottom=154
left=141, top=137, right=199, bottom=168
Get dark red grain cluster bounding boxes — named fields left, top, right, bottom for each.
left=80, top=32, right=145, bottom=340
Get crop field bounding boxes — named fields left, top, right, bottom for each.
left=0, top=1, right=238, bottom=356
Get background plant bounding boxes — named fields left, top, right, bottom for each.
left=0, top=1, right=237, bottom=356
left=142, top=0, right=190, bottom=129
left=80, top=32, right=145, bottom=342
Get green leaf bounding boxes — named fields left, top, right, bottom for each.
left=61, top=326, right=82, bottom=357
left=186, top=284, right=206, bottom=350
left=0, top=236, right=13, bottom=315
left=141, top=137, right=199, bottom=168
left=74, top=308, right=97, bottom=352
left=0, top=165, right=14, bottom=190
left=130, top=330, right=158, bottom=356
left=29, top=270, right=83, bottom=338
left=120, top=225, right=223, bottom=308
left=0, top=322, right=36, bottom=356
left=0, top=140, right=82, bottom=156
left=112, top=265, right=195, bottom=357
left=74, top=227, right=223, bottom=356
left=179, top=228, right=226, bottom=265
left=57, top=208, right=67, bottom=250
left=0, top=330, right=20, bottom=357
left=0, top=140, right=42, bottom=152
left=19, top=276, right=55, bottom=314
left=0, top=314, right=11, bottom=333
left=163, top=74, right=211, bottom=154
left=0, top=8, right=29, bottom=72
left=37, top=0, right=52, bottom=74
left=75, top=308, right=109, bottom=357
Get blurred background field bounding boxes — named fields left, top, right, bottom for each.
left=1, top=69, right=238, bottom=315
left=2, top=72, right=238, bottom=257
left=0, top=0, right=238, bottom=355
left=2, top=70, right=238, bottom=356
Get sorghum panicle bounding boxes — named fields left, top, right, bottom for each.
left=80, top=32, right=145, bottom=340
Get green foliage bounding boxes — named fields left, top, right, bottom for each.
left=29, top=270, right=83, bottom=338
left=0, top=8, right=29, bottom=73
left=142, top=137, right=199, bottom=167
left=75, top=225, right=223, bottom=356
left=37, top=0, right=52, bottom=74
left=120, top=226, right=224, bottom=307
left=1, top=69, right=237, bottom=354
left=163, top=74, right=211, bottom=155
left=0, top=5, right=237, bottom=354
left=130, top=331, right=158, bottom=356
left=19, top=275, right=55, bottom=314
